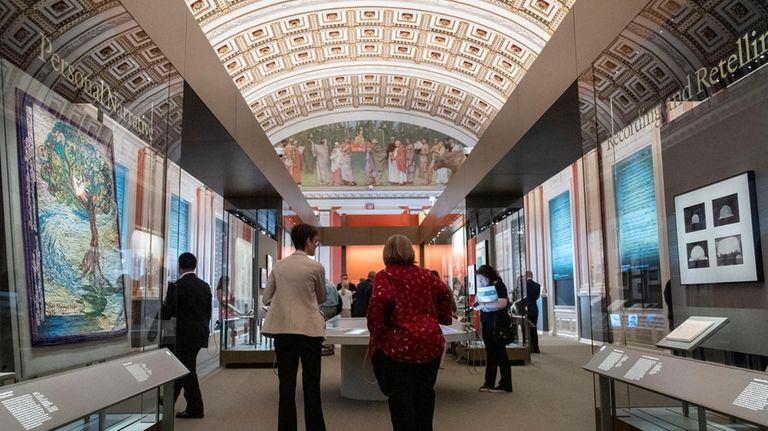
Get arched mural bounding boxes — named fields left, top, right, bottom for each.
left=277, top=121, right=468, bottom=188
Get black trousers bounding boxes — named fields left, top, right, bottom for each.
left=174, top=348, right=204, bottom=414
left=274, top=334, right=326, bottom=431
left=372, top=350, right=441, bottom=431
left=528, top=314, right=539, bottom=352
left=481, top=326, right=512, bottom=390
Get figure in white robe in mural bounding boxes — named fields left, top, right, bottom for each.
left=339, top=141, right=356, bottom=185
left=312, top=138, right=332, bottom=185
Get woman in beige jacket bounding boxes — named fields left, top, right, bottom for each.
left=262, top=223, right=327, bottom=431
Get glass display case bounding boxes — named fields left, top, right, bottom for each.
left=574, top=1, right=768, bottom=429
left=0, top=2, right=224, bottom=429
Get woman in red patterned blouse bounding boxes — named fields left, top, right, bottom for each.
left=367, top=234, right=453, bottom=431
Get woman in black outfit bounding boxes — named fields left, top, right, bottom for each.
left=473, top=265, right=512, bottom=393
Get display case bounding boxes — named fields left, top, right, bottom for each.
left=573, top=1, right=768, bottom=429
left=0, top=349, right=187, bottom=431
left=0, top=2, right=223, bottom=427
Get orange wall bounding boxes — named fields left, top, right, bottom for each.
left=345, top=245, right=419, bottom=283
left=423, top=244, right=452, bottom=279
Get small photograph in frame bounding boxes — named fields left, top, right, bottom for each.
left=712, top=193, right=739, bottom=227
left=686, top=241, right=709, bottom=269
left=715, top=235, right=743, bottom=267
left=683, top=203, right=706, bottom=233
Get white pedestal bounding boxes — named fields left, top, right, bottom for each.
left=339, top=345, right=386, bottom=401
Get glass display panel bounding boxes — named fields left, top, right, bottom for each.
left=0, top=1, right=184, bottom=377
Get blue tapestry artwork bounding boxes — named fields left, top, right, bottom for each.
left=17, top=91, right=127, bottom=345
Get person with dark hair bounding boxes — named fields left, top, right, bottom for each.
left=523, top=271, right=541, bottom=353
left=162, top=252, right=212, bottom=419
left=352, top=271, right=375, bottom=317
left=368, top=235, right=453, bottom=431
left=263, top=223, right=327, bottom=431
left=473, top=264, right=512, bottom=393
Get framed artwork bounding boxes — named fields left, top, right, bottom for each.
left=467, top=264, right=476, bottom=296
left=674, top=171, right=762, bottom=284
left=16, top=91, right=127, bottom=345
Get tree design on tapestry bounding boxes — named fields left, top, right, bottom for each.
left=38, top=123, right=117, bottom=315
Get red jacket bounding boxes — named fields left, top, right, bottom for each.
left=367, top=265, right=453, bottom=363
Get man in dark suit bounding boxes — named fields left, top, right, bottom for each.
left=162, top=252, right=212, bottom=419
left=352, top=271, right=375, bottom=317
left=523, top=271, right=541, bottom=353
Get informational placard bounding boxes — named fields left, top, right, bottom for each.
left=0, top=349, right=187, bottom=431
left=585, top=345, right=768, bottom=427
left=614, top=146, right=660, bottom=271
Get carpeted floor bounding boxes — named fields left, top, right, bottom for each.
left=176, top=335, right=597, bottom=431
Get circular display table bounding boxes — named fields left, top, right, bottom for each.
left=324, top=317, right=473, bottom=400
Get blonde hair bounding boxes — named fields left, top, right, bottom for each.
left=383, top=234, right=415, bottom=266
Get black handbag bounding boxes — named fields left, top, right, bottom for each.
left=492, top=311, right=515, bottom=345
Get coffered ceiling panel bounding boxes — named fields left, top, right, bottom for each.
left=186, top=0, right=576, bottom=145
left=1, top=0, right=184, bottom=151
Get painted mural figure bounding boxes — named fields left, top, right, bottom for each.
left=371, top=139, right=387, bottom=185
left=434, top=141, right=451, bottom=185
left=330, top=142, right=342, bottom=185
left=312, top=138, right=331, bottom=185
left=364, top=139, right=377, bottom=185
left=339, top=140, right=356, bottom=185
left=282, top=139, right=301, bottom=184
left=301, top=134, right=316, bottom=174
left=405, top=139, right=416, bottom=184
left=390, top=140, right=408, bottom=185
left=418, top=138, right=430, bottom=184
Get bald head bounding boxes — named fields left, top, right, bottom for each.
left=367, top=271, right=376, bottom=279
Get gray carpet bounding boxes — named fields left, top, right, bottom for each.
left=176, top=335, right=597, bottom=431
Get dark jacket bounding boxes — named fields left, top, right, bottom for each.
left=352, top=278, right=373, bottom=317
left=524, top=279, right=541, bottom=318
left=162, top=273, right=212, bottom=351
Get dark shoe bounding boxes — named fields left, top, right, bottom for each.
left=489, top=386, right=513, bottom=393
left=532, top=349, right=541, bottom=353
left=176, top=411, right=204, bottom=419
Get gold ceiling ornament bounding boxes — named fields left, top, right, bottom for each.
left=186, top=0, right=575, bottom=143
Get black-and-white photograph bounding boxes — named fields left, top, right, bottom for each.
left=684, top=203, right=706, bottom=233
left=674, top=171, right=760, bottom=284
left=716, top=235, right=744, bottom=266
left=686, top=241, right=710, bottom=269
left=712, top=193, right=740, bottom=227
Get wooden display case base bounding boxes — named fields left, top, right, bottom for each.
left=220, top=349, right=276, bottom=367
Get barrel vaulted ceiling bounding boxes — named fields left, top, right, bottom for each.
left=186, top=0, right=576, bottom=145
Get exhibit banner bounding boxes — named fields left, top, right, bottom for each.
left=613, top=146, right=660, bottom=271
left=16, top=91, right=127, bottom=345
left=549, top=191, right=575, bottom=306
left=674, top=172, right=762, bottom=284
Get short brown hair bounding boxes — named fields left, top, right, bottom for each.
left=383, top=234, right=415, bottom=266
left=290, top=224, right=318, bottom=250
